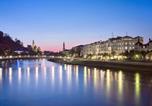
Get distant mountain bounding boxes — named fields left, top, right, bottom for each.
left=0, top=31, right=27, bottom=54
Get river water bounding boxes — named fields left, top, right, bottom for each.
left=0, top=59, right=152, bottom=106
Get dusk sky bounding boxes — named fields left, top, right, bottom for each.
left=0, top=0, right=152, bottom=51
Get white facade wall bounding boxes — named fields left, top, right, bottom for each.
left=81, top=36, right=143, bottom=57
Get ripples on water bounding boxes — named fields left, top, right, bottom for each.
left=0, top=59, right=152, bottom=106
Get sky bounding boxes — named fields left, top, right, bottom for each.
left=0, top=0, right=152, bottom=51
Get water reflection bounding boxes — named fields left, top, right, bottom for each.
left=0, top=59, right=151, bottom=106
left=43, top=66, right=47, bottom=81
left=84, top=66, right=87, bottom=88
left=27, top=67, right=30, bottom=81
left=75, top=65, right=79, bottom=82
left=135, top=73, right=141, bottom=104
left=59, top=65, right=62, bottom=81
left=64, top=64, right=67, bottom=70
left=118, top=71, right=123, bottom=102
left=93, top=68, right=99, bottom=90
left=59, top=65, right=63, bottom=86
left=67, top=65, right=72, bottom=84
left=87, top=68, right=91, bottom=80
left=51, top=66, right=55, bottom=82
left=106, top=69, right=111, bottom=97
left=100, top=70, right=105, bottom=87
left=74, top=65, right=79, bottom=86
left=18, top=67, right=21, bottom=83
left=0, top=68, right=2, bottom=83
left=9, top=67, right=12, bottom=84
left=35, top=66, right=39, bottom=85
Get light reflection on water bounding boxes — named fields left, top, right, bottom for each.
left=84, top=66, right=87, bottom=89
left=135, top=73, right=141, bottom=105
left=51, top=65, right=55, bottom=84
left=118, top=71, right=123, bottom=102
left=0, top=68, right=2, bottom=82
left=0, top=59, right=151, bottom=106
left=106, top=69, right=111, bottom=98
left=35, top=66, right=39, bottom=85
left=75, top=65, right=79, bottom=84
left=59, top=65, right=63, bottom=87
left=9, top=67, right=12, bottom=84
left=27, top=66, right=30, bottom=81
left=18, top=67, right=21, bottom=83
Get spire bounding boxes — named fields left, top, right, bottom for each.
left=63, top=42, right=65, bottom=51
left=32, top=40, right=35, bottom=49
left=32, top=40, right=35, bottom=45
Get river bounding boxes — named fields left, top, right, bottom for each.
left=0, top=59, right=152, bottom=106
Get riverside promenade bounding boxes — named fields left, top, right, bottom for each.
left=49, top=57, right=152, bottom=72
left=0, top=55, right=48, bottom=60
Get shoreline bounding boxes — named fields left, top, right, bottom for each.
left=48, top=58, right=152, bottom=72
left=0, top=56, right=47, bottom=61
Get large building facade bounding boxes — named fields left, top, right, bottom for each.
left=80, top=36, right=143, bottom=57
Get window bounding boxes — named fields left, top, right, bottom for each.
left=125, top=46, right=128, bottom=50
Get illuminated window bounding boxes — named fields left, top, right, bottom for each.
left=125, top=46, right=128, bottom=50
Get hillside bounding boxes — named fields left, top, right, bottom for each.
left=0, top=31, right=27, bottom=54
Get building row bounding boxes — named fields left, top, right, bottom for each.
left=135, top=39, right=152, bottom=52
left=79, top=36, right=152, bottom=57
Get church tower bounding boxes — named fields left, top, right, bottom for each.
left=32, top=40, right=36, bottom=50
left=63, top=42, right=65, bottom=51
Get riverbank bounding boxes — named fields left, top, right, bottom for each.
left=48, top=58, right=152, bottom=72
left=0, top=56, right=47, bottom=61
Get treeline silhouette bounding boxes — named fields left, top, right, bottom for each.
left=0, top=31, right=41, bottom=56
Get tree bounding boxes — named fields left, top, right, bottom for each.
left=0, top=31, right=3, bottom=39
left=15, top=38, right=23, bottom=46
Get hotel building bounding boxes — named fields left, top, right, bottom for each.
left=80, top=36, right=143, bottom=57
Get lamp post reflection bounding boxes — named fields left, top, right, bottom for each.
left=100, top=70, right=105, bottom=86
left=18, top=67, right=21, bottom=83
left=35, top=66, right=39, bottom=85
left=9, top=67, right=12, bottom=84
left=59, top=65, right=63, bottom=87
left=59, top=66, right=62, bottom=80
left=75, top=65, right=79, bottom=86
left=87, top=68, right=90, bottom=80
left=67, top=65, right=72, bottom=92
left=135, top=73, right=141, bottom=104
left=93, top=68, right=99, bottom=90
left=118, top=71, right=123, bottom=102
left=0, top=68, right=2, bottom=83
left=51, top=66, right=55, bottom=84
left=87, top=68, right=91, bottom=86
left=27, top=67, right=30, bottom=81
left=76, top=65, right=78, bottom=81
left=106, top=69, right=111, bottom=98
left=84, top=66, right=87, bottom=89
left=67, top=65, right=72, bottom=83
left=64, top=64, right=67, bottom=70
